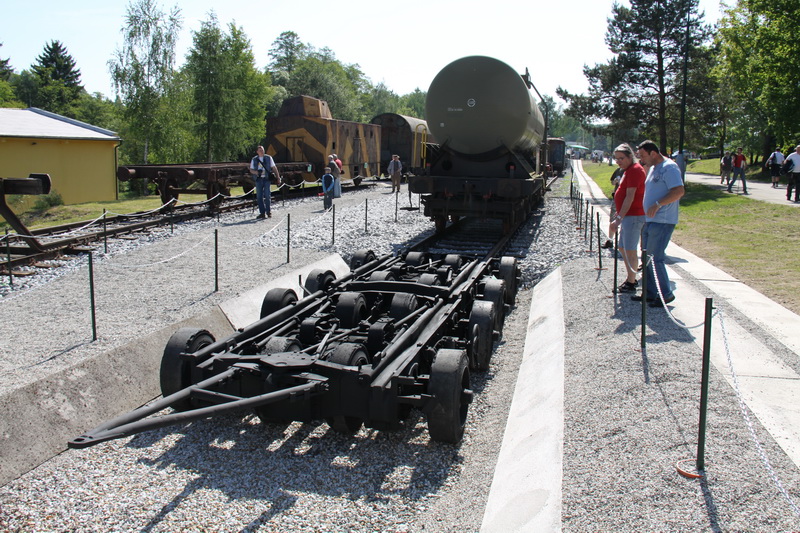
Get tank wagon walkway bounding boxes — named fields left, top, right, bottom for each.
left=483, top=161, right=800, bottom=530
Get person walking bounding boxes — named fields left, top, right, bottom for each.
left=608, top=144, right=646, bottom=293
left=250, top=145, right=281, bottom=219
left=785, top=145, right=800, bottom=203
left=727, top=147, right=748, bottom=194
left=632, top=140, right=685, bottom=308
left=720, top=151, right=732, bottom=185
left=766, top=147, right=785, bottom=188
left=388, top=154, right=403, bottom=193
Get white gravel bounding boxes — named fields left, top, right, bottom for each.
left=2, top=176, right=799, bottom=531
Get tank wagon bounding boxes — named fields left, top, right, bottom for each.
left=265, top=95, right=381, bottom=186
left=369, top=113, right=436, bottom=176
left=409, top=56, right=547, bottom=232
left=69, top=249, right=521, bottom=448
left=547, top=137, right=568, bottom=176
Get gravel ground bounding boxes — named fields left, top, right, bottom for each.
left=1, top=176, right=799, bottom=531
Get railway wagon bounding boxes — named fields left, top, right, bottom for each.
left=369, top=113, right=436, bottom=176
left=265, top=95, right=381, bottom=186
left=408, top=56, right=547, bottom=232
left=547, top=137, right=568, bottom=176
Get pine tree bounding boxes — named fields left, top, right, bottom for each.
left=31, top=40, right=83, bottom=115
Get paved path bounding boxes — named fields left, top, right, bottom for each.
left=684, top=171, right=800, bottom=206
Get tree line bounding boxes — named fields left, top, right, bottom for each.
left=2, top=0, right=796, bottom=168
left=0, top=0, right=426, bottom=167
left=556, top=0, right=800, bottom=164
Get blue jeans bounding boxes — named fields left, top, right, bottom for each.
left=728, top=167, right=746, bottom=192
left=255, top=177, right=271, bottom=215
left=641, top=222, right=675, bottom=300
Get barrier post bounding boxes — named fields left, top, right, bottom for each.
left=595, top=212, right=602, bottom=269
left=103, top=209, right=108, bottom=253
left=612, top=231, right=619, bottom=292
left=588, top=206, right=594, bottom=249
left=364, top=199, right=368, bottom=233
left=395, top=191, right=399, bottom=222
left=577, top=194, right=583, bottom=228
left=640, top=250, right=648, bottom=349
left=286, top=213, right=291, bottom=263
left=89, top=251, right=97, bottom=341
left=5, top=229, right=12, bottom=287
left=214, top=229, right=219, bottom=293
left=696, top=297, right=714, bottom=472
left=332, top=204, right=336, bottom=245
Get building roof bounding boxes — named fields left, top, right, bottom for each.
left=0, top=108, right=120, bottom=141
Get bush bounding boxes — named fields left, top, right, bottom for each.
left=33, top=190, right=64, bottom=210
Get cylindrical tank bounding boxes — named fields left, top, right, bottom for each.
left=425, top=56, right=545, bottom=160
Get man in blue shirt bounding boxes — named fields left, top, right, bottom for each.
left=631, top=140, right=685, bottom=308
left=250, top=146, right=281, bottom=219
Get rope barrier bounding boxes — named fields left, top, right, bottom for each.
left=646, top=255, right=711, bottom=329
left=718, top=308, right=800, bottom=517
left=103, top=232, right=214, bottom=269
left=240, top=216, right=288, bottom=246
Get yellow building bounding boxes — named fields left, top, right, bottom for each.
left=0, top=108, right=121, bottom=206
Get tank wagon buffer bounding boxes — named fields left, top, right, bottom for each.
left=69, top=248, right=521, bottom=448
left=409, top=56, right=548, bottom=233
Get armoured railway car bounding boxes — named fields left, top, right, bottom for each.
left=409, top=56, right=548, bottom=232
left=264, top=95, right=381, bottom=186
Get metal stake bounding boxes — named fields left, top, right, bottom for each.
left=103, top=209, right=108, bottom=254
left=696, top=297, right=714, bottom=472
left=5, top=229, right=12, bottom=286
left=286, top=213, right=291, bottom=263
left=332, top=204, right=336, bottom=245
left=214, top=229, right=219, bottom=293
left=364, top=199, right=368, bottom=233
left=89, top=252, right=97, bottom=341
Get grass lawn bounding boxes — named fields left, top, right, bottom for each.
left=581, top=161, right=800, bottom=314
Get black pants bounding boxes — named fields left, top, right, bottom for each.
left=789, top=173, right=800, bottom=201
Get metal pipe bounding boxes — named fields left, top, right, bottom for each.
left=696, top=297, right=714, bottom=471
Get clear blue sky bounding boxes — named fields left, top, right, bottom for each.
left=0, top=0, right=724, bottom=105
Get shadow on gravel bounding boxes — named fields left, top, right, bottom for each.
left=126, top=409, right=461, bottom=521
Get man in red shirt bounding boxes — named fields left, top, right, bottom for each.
left=727, top=147, right=748, bottom=194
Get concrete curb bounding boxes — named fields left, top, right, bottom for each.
left=481, top=267, right=564, bottom=532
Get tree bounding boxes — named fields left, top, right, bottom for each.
left=716, top=0, right=800, bottom=155
left=557, top=0, right=710, bottom=154
left=268, top=31, right=307, bottom=75
left=31, top=40, right=84, bottom=116
left=399, top=88, right=426, bottom=119
left=109, top=0, right=182, bottom=163
left=285, top=49, right=365, bottom=121
left=185, top=13, right=271, bottom=162
left=0, top=43, right=13, bottom=81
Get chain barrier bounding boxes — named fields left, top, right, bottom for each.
left=646, top=255, right=711, bottom=329
left=239, top=216, right=288, bottom=247
left=718, top=307, right=800, bottom=517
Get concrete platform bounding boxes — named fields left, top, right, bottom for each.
left=0, top=254, right=350, bottom=487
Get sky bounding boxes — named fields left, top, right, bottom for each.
left=0, top=0, right=725, bottom=107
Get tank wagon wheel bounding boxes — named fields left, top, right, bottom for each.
left=336, top=292, right=368, bottom=329
left=349, top=249, right=377, bottom=270
left=260, top=288, right=298, bottom=319
left=405, top=251, right=429, bottom=267
left=305, top=269, right=336, bottom=294
left=389, top=293, right=418, bottom=321
left=160, top=327, right=216, bottom=411
left=326, top=343, right=370, bottom=434
left=497, top=257, right=519, bottom=305
left=482, top=278, right=507, bottom=331
left=426, top=349, right=472, bottom=443
left=468, top=300, right=496, bottom=371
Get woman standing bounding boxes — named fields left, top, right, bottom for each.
left=608, top=144, right=646, bottom=293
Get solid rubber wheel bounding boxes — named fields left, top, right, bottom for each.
left=336, top=292, right=368, bottom=329
left=482, top=278, right=506, bottom=331
left=261, top=336, right=301, bottom=354
left=444, top=254, right=462, bottom=269
left=405, top=251, right=428, bottom=266
left=260, top=287, right=298, bottom=319
left=426, top=349, right=471, bottom=443
left=350, top=249, right=377, bottom=270
left=417, top=273, right=440, bottom=286
left=369, top=270, right=395, bottom=281
left=497, top=256, right=518, bottom=305
left=326, top=343, right=369, bottom=434
left=389, top=293, right=418, bottom=320
left=305, top=268, right=336, bottom=294
left=160, top=327, right=215, bottom=411
left=468, top=300, right=496, bottom=371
